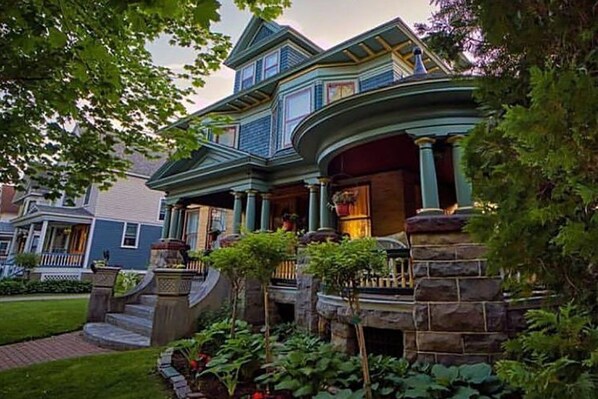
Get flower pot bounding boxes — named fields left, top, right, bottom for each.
left=282, top=220, right=295, bottom=231
left=154, top=269, right=197, bottom=296
left=334, top=203, right=351, bottom=217
left=91, top=266, right=121, bottom=288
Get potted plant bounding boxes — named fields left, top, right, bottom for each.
left=14, top=252, right=40, bottom=279
left=154, top=263, right=197, bottom=296
left=282, top=213, right=298, bottom=231
left=330, top=190, right=358, bottom=217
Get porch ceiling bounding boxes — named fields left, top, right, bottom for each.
left=291, top=76, right=481, bottom=171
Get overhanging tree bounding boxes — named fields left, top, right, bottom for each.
left=1, top=0, right=289, bottom=198
left=418, top=1, right=598, bottom=309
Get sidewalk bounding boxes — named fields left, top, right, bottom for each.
left=0, top=294, right=90, bottom=302
left=0, top=331, right=111, bottom=371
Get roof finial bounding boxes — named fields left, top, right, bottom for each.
left=412, top=46, right=427, bottom=75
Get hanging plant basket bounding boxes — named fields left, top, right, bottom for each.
left=282, top=220, right=295, bottom=231
left=334, top=203, right=351, bottom=217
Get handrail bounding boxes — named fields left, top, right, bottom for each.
left=39, top=252, right=83, bottom=267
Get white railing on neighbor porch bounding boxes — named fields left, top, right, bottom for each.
left=39, top=253, right=84, bottom=267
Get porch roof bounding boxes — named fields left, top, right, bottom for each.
left=11, top=205, right=93, bottom=227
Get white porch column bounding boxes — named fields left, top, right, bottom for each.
left=7, top=229, right=19, bottom=255
left=35, top=220, right=49, bottom=254
left=24, top=224, right=35, bottom=252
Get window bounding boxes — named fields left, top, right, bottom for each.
left=185, top=211, right=199, bottom=250
left=240, top=63, right=255, bottom=90
left=62, top=193, right=75, bottom=207
left=337, top=185, right=371, bottom=238
left=263, top=51, right=279, bottom=80
left=121, top=222, right=139, bottom=248
left=215, top=126, right=238, bottom=148
left=209, top=209, right=227, bottom=232
left=283, top=88, right=312, bottom=148
left=0, top=240, right=10, bottom=256
left=83, top=186, right=92, bottom=206
left=158, top=198, right=167, bottom=221
left=326, top=81, right=356, bottom=104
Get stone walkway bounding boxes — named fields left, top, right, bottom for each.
left=0, top=294, right=90, bottom=302
left=0, top=331, right=112, bottom=371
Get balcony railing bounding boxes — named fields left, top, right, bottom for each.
left=39, top=252, right=83, bottom=267
left=187, top=259, right=208, bottom=279
left=271, top=257, right=297, bottom=287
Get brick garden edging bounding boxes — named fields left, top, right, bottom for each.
left=157, top=348, right=206, bottom=399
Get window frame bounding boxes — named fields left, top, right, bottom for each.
left=262, top=50, right=280, bottom=80
left=121, top=222, right=140, bottom=249
left=282, top=87, right=312, bottom=149
left=184, top=210, right=200, bottom=250
left=240, top=63, right=255, bottom=90
left=0, top=240, right=10, bottom=256
left=157, top=198, right=167, bottom=221
left=214, top=125, right=239, bottom=148
left=325, top=80, right=357, bottom=105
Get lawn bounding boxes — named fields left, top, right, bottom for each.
left=0, top=298, right=88, bottom=345
left=0, top=349, right=171, bottom=399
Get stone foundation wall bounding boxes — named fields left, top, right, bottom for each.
left=406, top=215, right=507, bottom=365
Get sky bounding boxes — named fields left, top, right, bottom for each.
left=148, top=0, right=436, bottom=113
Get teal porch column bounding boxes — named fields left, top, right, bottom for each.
left=260, top=193, right=271, bottom=231
left=232, top=192, right=243, bottom=234
left=448, top=135, right=473, bottom=209
left=307, top=184, right=319, bottom=232
left=161, top=204, right=173, bottom=239
left=245, top=190, right=257, bottom=232
left=414, top=137, right=441, bottom=212
left=318, top=177, right=331, bottom=229
left=175, top=206, right=186, bottom=240
left=169, top=207, right=180, bottom=239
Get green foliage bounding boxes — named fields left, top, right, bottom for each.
left=196, top=302, right=232, bottom=332
left=114, top=271, right=142, bottom=296
left=1, top=0, right=288, bottom=198
left=496, top=304, right=598, bottom=399
left=13, top=252, right=40, bottom=269
left=0, top=279, right=91, bottom=296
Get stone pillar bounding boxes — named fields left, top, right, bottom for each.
left=149, top=239, right=187, bottom=270
left=318, top=177, right=331, bottom=229
left=407, top=214, right=506, bottom=365
left=260, top=193, right=271, bottom=231
left=161, top=204, right=173, bottom=239
left=232, top=191, right=243, bottom=234
left=330, top=320, right=357, bottom=355
left=294, top=248, right=321, bottom=333
left=35, top=220, right=49, bottom=254
left=240, top=279, right=265, bottom=325
left=414, top=137, right=441, bottom=213
left=170, top=207, right=181, bottom=239
left=447, top=135, right=473, bottom=209
left=87, top=266, right=120, bottom=322
left=245, top=190, right=257, bottom=232
left=307, top=184, right=319, bottom=232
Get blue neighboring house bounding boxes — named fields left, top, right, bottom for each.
left=9, top=153, right=166, bottom=279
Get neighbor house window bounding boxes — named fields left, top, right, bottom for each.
left=240, top=63, right=255, bottom=90
left=283, top=87, right=312, bottom=148
left=121, top=222, right=139, bottom=248
left=326, top=81, right=356, bottom=104
left=158, top=198, right=167, bottom=221
left=263, top=51, right=279, bottom=80
left=185, top=211, right=199, bottom=250
left=215, top=126, right=238, bottom=148
left=0, top=240, right=10, bottom=256
left=25, top=200, right=37, bottom=214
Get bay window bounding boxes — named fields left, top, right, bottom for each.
left=282, top=87, right=312, bottom=148
left=263, top=51, right=279, bottom=80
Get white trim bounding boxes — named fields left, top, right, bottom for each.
left=82, top=217, right=96, bottom=268
left=281, top=86, right=313, bottom=149
left=91, top=215, right=163, bottom=227
left=157, top=198, right=166, bottom=222
left=262, top=49, right=280, bottom=80
left=214, top=125, right=239, bottom=148
left=120, top=222, right=140, bottom=249
left=323, top=79, right=359, bottom=105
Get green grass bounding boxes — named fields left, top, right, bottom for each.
left=0, top=298, right=88, bottom=345
left=0, top=349, right=171, bottom=399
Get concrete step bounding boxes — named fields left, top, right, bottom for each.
left=124, top=304, right=154, bottom=320
left=83, top=322, right=150, bottom=350
left=105, top=313, right=153, bottom=337
left=139, top=294, right=157, bottom=307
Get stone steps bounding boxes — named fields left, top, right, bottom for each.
left=124, top=304, right=154, bottom=320
left=105, top=313, right=153, bottom=337
left=139, top=294, right=157, bottom=307
left=83, top=323, right=150, bottom=350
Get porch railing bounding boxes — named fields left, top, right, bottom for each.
left=357, top=248, right=414, bottom=295
left=39, top=252, right=83, bottom=267
left=271, top=257, right=297, bottom=287
left=187, top=258, right=208, bottom=279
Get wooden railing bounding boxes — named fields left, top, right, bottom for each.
left=358, top=248, right=414, bottom=295
left=187, top=258, right=208, bottom=279
left=271, top=257, right=297, bottom=287
left=39, top=253, right=83, bottom=267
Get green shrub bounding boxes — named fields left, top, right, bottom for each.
left=114, top=271, right=142, bottom=296
left=196, top=302, right=232, bottom=332
left=13, top=252, right=40, bottom=269
left=0, top=279, right=92, bottom=296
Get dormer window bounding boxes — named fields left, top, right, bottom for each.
left=263, top=51, right=279, bottom=80
left=215, top=126, right=238, bottom=148
left=240, top=63, right=255, bottom=90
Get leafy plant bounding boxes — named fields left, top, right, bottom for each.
left=331, top=191, right=358, bottom=205
left=114, top=271, right=142, bottom=295
left=496, top=304, right=598, bottom=399
left=306, top=237, right=387, bottom=399
left=14, top=252, right=40, bottom=269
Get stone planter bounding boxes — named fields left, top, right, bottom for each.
left=154, top=269, right=197, bottom=296
left=92, top=266, right=121, bottom=288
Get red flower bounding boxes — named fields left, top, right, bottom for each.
left=252, top=392, right=265, bottom=399
left=189, top=360, right=198, bottom=370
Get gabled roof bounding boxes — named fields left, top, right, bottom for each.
left=224, top=16, right=323, bottom=69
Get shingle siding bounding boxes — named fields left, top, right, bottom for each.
left=234, top=72, right=241, bottom=93
left=281, top=46, right=308, bottom=72
left=251, top=26, right=275, bottom=46
left=315, top=84, right=323, bottom=110
left=359, top=70, right=395, bottom=92
left=239, top=116, right=271, bottom=157
left=88, top=219, right=161, bottom=270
